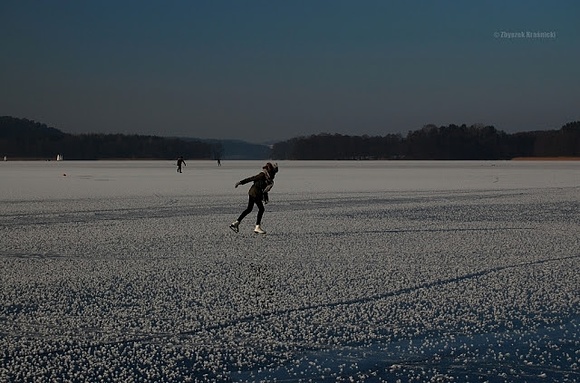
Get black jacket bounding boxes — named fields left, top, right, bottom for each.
left=239, top=171, right=271, bottom=201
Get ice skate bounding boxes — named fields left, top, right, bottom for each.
left=254, top=225, right=266, bottom=234
left=229, top=220, right=239, bottom=233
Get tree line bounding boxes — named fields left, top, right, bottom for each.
left=0, top=116, right=219, bottom=160
left=3, top=116, right=579, bottom=160
left=271, top=122, right=580, bottom=160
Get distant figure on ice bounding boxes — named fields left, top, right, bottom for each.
left=176, top=156, right=186, bottom=173
left=217, top=158, right=221, bottom=166
left=230, top=162, right=278, bottom=234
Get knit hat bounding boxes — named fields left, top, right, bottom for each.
left=265, top=162, right=278, bottom=175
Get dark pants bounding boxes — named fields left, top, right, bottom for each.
left=238, top=196, right=264, bottom=225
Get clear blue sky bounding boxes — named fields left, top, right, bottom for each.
left=1, top=1, right=579, bottom=143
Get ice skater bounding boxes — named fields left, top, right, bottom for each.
left=230, top=162, right=278, bottom=234
left=176, top=156, right=186, bottom=173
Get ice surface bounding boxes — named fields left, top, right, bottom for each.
left=1, top=160, right=579, bottom=382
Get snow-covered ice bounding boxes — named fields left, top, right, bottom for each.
left=1, top=160, right=578, bottom=382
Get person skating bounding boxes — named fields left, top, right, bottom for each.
left=230, top=162, right=278, bottom=234
left=176, top=156, right=186, bottom=173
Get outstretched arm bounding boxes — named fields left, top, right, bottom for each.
left=235, top=173, right=264, bottom=188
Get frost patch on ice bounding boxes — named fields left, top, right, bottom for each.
left=1, top=161, right=579, bottom=382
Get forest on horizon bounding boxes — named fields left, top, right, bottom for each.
left=0, top=116, right=222, bottom=160
left=1, top=116, right=579, bottom=160
left=271, top=121, right=580, bottom=160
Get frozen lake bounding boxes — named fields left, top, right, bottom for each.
left=1, top=160, right=579, bottom=382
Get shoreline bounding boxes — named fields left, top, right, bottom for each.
left=511, top=157, right=580, bottom=161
